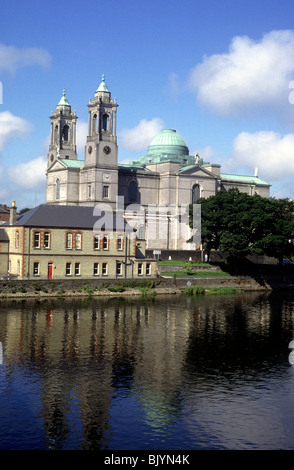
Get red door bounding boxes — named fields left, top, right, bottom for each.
left=48, top=263, right=53, bottom=279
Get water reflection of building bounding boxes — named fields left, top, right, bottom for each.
left=1, top=293, right=291, bottom=449
left=1, top=298, right=192, bottom=448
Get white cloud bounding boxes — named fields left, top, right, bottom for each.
left=76, top=121, right=88, bottom=156
left=7, top=156, right=47, bottom=189
left=0, top=43, right=51, bottom=74
left=230, top=130, right=294, bottom=181
left=119, top=118, right=164, bottom=151
left=189, top=30, right=294, bottom=116
left=192, top=145, right=218, bottom=162
left=0, top=111, right=33, bottom=151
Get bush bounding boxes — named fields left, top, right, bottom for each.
left=183, top=285, right=205, bottom=296
left=108, top=286, right=126, bottom=292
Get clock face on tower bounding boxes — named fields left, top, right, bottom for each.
left=103, top=145, right=111, bottom=155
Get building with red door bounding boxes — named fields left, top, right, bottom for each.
left=0, top=202, right=157, bottom=280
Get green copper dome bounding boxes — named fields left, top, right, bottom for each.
left=96, top=74, right=110, bottom=93
left=124, top=128, right=196, bottom=168
left=147, top=129, right=189, bottom=157
left=57, top=89, right=70, bottom=107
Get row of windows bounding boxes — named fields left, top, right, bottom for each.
left=56, top=180, right=110, bottom=201
left=32, top=261, right=152, bottom=277
left=55, top=179, right=201, bottom=203
left=23, top=231, right=125, bottom=251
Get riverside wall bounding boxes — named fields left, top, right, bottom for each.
left=0, top=273, right=294, bottom=299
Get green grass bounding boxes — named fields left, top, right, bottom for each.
left=158, top=260, right=211, bottom=267
left=183, top=285, right=242, bottom=296
left=206, top=287, right=242, bottom=295
left=138, top=287, right=156, bottom=296
left=161, top=270, right=231, bottom=277
left=107, top=286, right=126, bottom=293
left=183, top=285, right=206, bottom=295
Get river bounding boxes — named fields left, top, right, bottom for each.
left=0, top=291, right=294, bottom=450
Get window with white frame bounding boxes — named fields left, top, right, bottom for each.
left=33, top=262, right=39, bottom=276
left=76, top=233, right=82, bottom=250
left=15, top=230, right=19, bottom=249
left=74, top=262, right=80, bottom=276
left=146, top=263, right=151, bottom=275
left=94, top=234, right=100, bottom=250
left=116, top=261, right=122, bottom=276
left=102, top=262, right=108, bottom=276
left=66, top=232, right=73, bottom=249
left=66, top=262, right=71, bottom=276
left=117, top=235, right=123, bottom=251
left=34, top=232, right=40, bottom=248
left=102, top=235, right=109, bottom=250
left=44, top=232, right=50, bottom=249
left=138, top=263, right=143, bottom=276
left=93, top=262, right=99, bottom=276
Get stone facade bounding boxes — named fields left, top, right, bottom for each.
left=0, top=204, right=157, bottom=281
left=46, top=76, right=271, bottom=252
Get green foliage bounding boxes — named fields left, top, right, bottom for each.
left=183, top=285, right=241, bottom=296
left=81, top=286, right=94, bottom=295
left=189, top=189, right=294, bottom=263
left=183, top=285, right=205, bottom=295
left=138, top=287, right=156, bottom=296
left=107, top=286, right=126, bottom=292
left=205, top=287, right=242, bottom=295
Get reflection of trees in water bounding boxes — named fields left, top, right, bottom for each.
left=2, top=292, right=294, bottom=449
left=184, top=292, right=294, bottom=387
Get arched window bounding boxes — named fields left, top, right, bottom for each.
left=137, top=225, right=145, bottom=240
left=128, top=180, right=138, bottom=203
left=93, top=114, right=98, bottom=134
left=56, top=178, right=60, bottom=200
left=62, top=124, right=69, bottom=142
left=54, top=124, right=58, bottom=143
left=192, top=184, right=200, bottom=203
left=101, top=113, right=109, bottom=131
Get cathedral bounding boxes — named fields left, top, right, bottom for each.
left=46, top=75, right=271, bottom=251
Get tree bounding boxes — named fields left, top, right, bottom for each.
left=19, top=208, right=31, bottom=215
left=189, top=189, right=294, bottom=264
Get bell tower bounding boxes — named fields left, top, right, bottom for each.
left=47, top=90, right=78, bottom=167
left=79, top=75, right=119, bottom=207
left=84, top=75, right=118, bottom=168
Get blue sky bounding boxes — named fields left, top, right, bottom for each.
left=1, top=0, right=294, bottom=209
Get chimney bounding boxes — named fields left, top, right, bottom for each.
left=9, top=201, right=17, bottom=225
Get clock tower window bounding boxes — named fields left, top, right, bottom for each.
left=103, top=185, right=109, bottom=198
left=101, top=114, right=109, bottom=132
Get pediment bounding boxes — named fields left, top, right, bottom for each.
left=47, top=159, right=68, bottom=172
left=178, top=165, right=218, bottom=179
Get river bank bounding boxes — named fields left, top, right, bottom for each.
left=0, top=273, right=294, bottom=299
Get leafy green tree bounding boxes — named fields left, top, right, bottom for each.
left=189, top=189, right=294, bottom=264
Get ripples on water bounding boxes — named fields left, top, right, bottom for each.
left=0, top=291, right=294, bottom=450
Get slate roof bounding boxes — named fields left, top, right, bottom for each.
left=0, top=229, right=9, bottom=241
left=11, top=204, right=130, bottom=231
